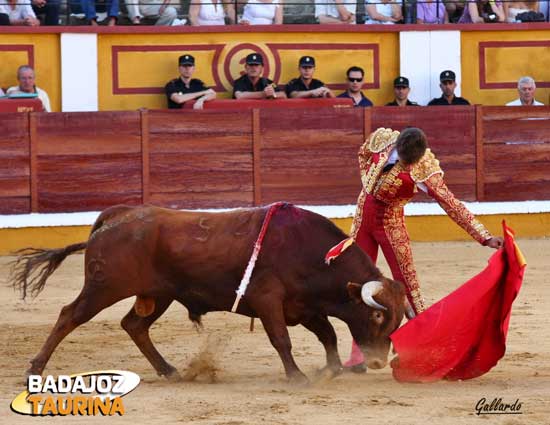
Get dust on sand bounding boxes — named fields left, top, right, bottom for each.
left=0, top=239, right=549, bottom=424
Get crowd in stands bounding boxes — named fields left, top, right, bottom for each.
left=0, top=0, right=548, bottom=26
left=164, top=52, right=546, bottom=109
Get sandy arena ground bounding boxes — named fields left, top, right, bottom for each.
left=0, top=238, right=549, bottom=424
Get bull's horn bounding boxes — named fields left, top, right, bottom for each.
left=404, top=298, right=416, bottom=319
left=361, top=280, right=387, bottom=311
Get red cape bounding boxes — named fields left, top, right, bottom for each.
left=390, top=222, right=526, bottom=383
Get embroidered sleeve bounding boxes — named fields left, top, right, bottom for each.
left=424, top=174, right=491, bottom=244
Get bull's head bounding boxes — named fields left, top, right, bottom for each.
left=346, top=278, right=413, bottom=369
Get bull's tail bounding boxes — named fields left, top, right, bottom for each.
left=9, top=242, right=87, bottom=300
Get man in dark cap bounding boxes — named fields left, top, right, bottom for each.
left=233, top=53, right=286, bottom=99
left=337, top=66, right=373, bottom=107
left=285, top=56, right=334, bottom=98
left=428, top=70, right=470, bottom=105
left=165, top=54, right=216, bottom=109
left=386, top=76, right=419, bottom=106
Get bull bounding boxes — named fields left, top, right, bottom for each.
left=10, top=203, right=410, bottom=383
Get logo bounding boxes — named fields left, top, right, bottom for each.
left=475, top=398, right=523, bottom=416
left=11, top=370, right=140, bottom=416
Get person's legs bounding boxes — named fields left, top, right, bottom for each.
left=344, top=196, right=380, bottom=370
left=378, top=207, right=425, bottom=314
left=43, top=0, right=60, bottom=25
left=125, top=0, right=141, bottom=22
left=80, top=0, right=97, bottom=21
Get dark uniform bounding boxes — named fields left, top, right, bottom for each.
left=285, top=77, right=325, bottom=97
left=165, top=78, right=208, bottom=109
left=427, top=96, right=470, bottom=106
left=232, top=75, right=283, bottom=99
left=337, top=91, right=373, bottom=107
left=385, top=99, right=419, bottom=106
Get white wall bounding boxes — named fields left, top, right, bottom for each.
left=61, top=33, right=98, bottom=112
left=400, top=31, right=462, bottom=105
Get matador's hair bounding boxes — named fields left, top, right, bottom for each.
left=396, top=127, right=427, bottom=165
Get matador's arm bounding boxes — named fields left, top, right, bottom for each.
left=423, top=174, right=491, bottom=245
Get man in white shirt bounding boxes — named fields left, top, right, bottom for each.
left=6, top=65, right=51, bottom=111
left=506, top=76, right=544, bottom=106
left=315, top=0, right=356, bottom=23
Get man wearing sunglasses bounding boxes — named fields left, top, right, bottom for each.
left=285, top=56, right=334, bottom=98
left=428, top=70, right=470, bottom=106
left=233, top=53, right=286, bottom=100
left=337, top=66, right=373, bottom=107
left=386, top=76, right=419, bottom=106
left=165, top=54, right=216, bottom=110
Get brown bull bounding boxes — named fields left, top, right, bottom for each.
left=10, top=203, right=409, bottom=383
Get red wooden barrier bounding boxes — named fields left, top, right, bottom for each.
left=481, top=106, right=550, bottom=201
left=1, top=106, right=549, bottom=214
left=0, top=113, right=30, bottom=214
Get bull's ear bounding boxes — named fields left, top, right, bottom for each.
left=347, top=282, right=363, bottom=304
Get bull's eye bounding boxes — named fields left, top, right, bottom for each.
left=372, top=310, right=384, bottom=324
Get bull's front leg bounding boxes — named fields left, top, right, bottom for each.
left=302, top=315, right=342, bottom=379
left=247, top=288, right=309, bottom=385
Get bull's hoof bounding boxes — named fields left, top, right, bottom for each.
left=314, top=366, right=342, bottom=382
left=343, top=363, right=367, bottom=374
left=162, top=367, right=182, bottom=382
left=288, top=372, right=310, bottom=387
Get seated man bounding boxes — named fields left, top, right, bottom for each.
left=386, top=76, right=419, bottom=106
left=337, top=66, right=373, bottom=107
left=32, top=0, right=60, bottom=25
left=124, top=0, right=178, bottom=25
left=6, top=65, right=51, bottom=111
left=285, top=56, right=334, bottom=98
left=428, top=70, right=470, bottom=105
left=165, top=54, right=216, bottom=109
left=233, top=53, right=286, bottom=99
left=0, top=1, right=40, bottom=25
left=315, top=0, right=355, bottom=23
left=506, top=76, right=544, bottom=106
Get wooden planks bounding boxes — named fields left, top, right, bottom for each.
left=371, top=106, right=477, bottom=201
left=0, top=113, right=30, bottom=213
left=34, top=112, right=142, bottom=212
left=148, top=110, right=254, bottom=209
left=259, top=107, right=363, bottom=205
left=0, top=106, right=549, bottom=214
left=481, top=107, right=550, bottom=201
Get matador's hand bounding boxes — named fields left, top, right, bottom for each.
left=485, top=236, right=504, bottom=249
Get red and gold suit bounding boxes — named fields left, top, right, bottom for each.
left=351, top=128, right=491, bottom=314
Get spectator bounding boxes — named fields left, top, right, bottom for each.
left=189, top=0, right=236, bottom=25
left=0, top=0, right=40, bottom=25
left=233, top=53, right=287, bottom=99
left=386, top=76, right=419, bottom=106
left=0, top=12, right=10, bottom=25
left=444, top=0, right=466, bottom=22
left=428, top=70, right=470, bottom=105
left=32, top=0, right=60, bottom=25
left=164, top=54, right=217, bottom=110
left=6, top=65, right=51, bottom=111
left=125, top=0, right=177, bottom=25
left=315, top=0, right=356, bottom=24
left=337, top=66, right=373, bottom=107
left=417, top=0, right=449, bottom=23
left=240, top=0, right=283, bottom=24
left=80, top=0, right=118, bottom=25
left=364, top=0, right=402, bottom=24
left=504, top=1, right=540, bottom=21
left=285, top=56, right=334, bottom=98
left=506, top=76, right=544, bottom=106
left=458, top=0, right=505, bottom=23
left=0, top=87, right=5, bottom=96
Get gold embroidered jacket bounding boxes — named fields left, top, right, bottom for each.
left=351, top=128, right=491, bottom=244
